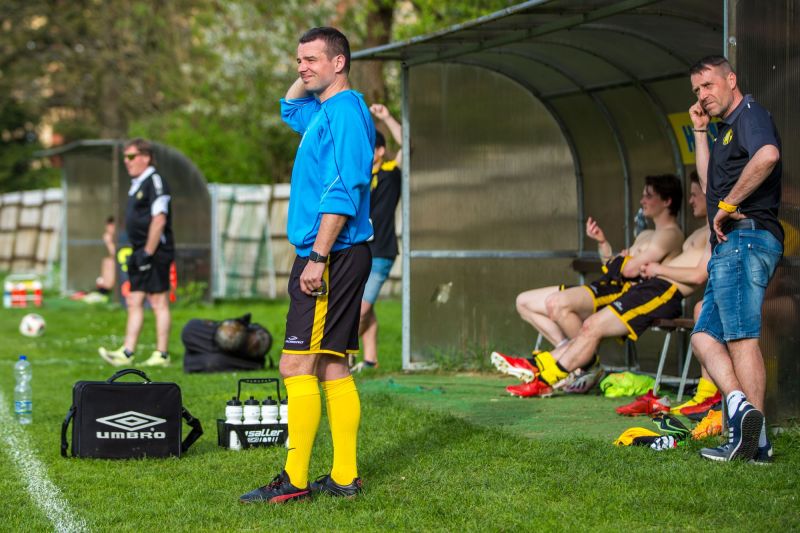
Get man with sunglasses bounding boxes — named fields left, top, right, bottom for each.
left=99, top=138, right=174, bottom=368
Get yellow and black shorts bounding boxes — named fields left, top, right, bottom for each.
left=283, top=243, right=371, bottom=357
left=581, top=279, right=632, bottom=313
left=606, top=278, right=683, bottom=341
left=580, top=255, right=645, bottom=312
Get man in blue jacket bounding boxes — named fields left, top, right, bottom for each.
left=240, top=27, right=374, bottom=504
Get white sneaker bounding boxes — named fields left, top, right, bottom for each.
left=99, top=346, right=133, bottom=367
left=141, top=351, right=170, bottom=367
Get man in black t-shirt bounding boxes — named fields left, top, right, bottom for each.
left=99, top=138, right=175, bottom=368
left=689, top=56, right=783, bottom=463
left=353, top=104, right=402, bottom=371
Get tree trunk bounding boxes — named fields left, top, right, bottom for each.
left=352, top=0, right=396, bottom=106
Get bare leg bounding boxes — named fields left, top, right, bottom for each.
left=148, top=292, right=171, bottom=353
left=359, top=301, right=378, bottom=364
left=124, top=291, right=145, bottom=352
left=691, top=332, right=741, bottom=398
left=316, top=354, right=351, bottom=382
left=727, top=338, right=766, bottom=412
left=516, top=286, right=566, bottom=346
left=557, top=307, right=628, bottom=371
left=98, top=257, right=116, bottom=290
left=546, top=286, right=595, bottom=339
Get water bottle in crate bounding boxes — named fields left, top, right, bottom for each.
left=217, top=378, right=288, bottom=449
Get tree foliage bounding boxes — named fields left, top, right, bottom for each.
left=1, top=0, right=528, bottom=190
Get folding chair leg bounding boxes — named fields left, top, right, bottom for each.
left=652, top=331, right=671, bottom=396
left=676, top=343, right=694, bottom=402
left=534, top=332, right=543, bottom=352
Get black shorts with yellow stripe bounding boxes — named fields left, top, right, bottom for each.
left=580, top=255, right=645, bottom=312
left=283, top=243, right=371, bottom=357
left=606, top=278, right=683, bottom=341
left=581, top=279, right=632, bottom=313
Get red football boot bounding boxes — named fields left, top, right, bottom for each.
left=491, top=351, right=539, bottom=383
left=615, top=389, right=671, bottom=416
left=506, top=378, right=553, bottom=398
left=680, top=391, right=723, bottom=421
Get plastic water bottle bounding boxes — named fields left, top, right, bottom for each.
left=225, top=397, right=243, bottom=450
left=243, top=397, right=261, bottom=425
left=279, top=398, right=288, bottom=425
left=261, top=397, right=279, bottom=424
left=280, top=398, right=289, bottom=448
left=14, top=355, right=32, bottom=424
left=633, top=207, right=647, bottom=238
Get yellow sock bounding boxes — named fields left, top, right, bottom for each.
left=322, top=375, right=361, bottom=486
left=283, top=375, right=321, bottom=489
left=694, top=377, right=718, bottom=402
left=534, top=351, right=569, bottom=385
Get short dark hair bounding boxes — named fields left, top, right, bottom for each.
left=689, top=55, right=733, bottom=76
left=374, top=131, right=386, bottom=149
left=299, top=27, right=350, bottom=74
left=689, top=171, right=700, bottom=185
left=124, top=138, right=154, bottom=164
left=645, top=174, right=683, bottom=216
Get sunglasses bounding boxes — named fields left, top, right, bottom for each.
left=124, top=153, right=142, bottom=161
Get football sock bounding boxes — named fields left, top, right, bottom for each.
left=534, top=351, right=569, bottom=385
left=726, top=390, right=746, bottom=416
left=694, top=377, right=718, bottom=402
left=322, top=375, right=361, bottom=486
left=759, top=419, right=768, bottom=447
left=159, top=351, right=168, bottom=359
left=283, top=375, right=321, bottom=489
left=363, top=360, right=377, bottom=368
left=123, top=348, right=134, bottom=358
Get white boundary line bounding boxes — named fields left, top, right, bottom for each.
left=0, top=390, right=88, bottom=533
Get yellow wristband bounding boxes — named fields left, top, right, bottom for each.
left=718, top=200, right=738, bottom=213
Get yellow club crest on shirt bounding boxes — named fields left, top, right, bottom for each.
left=136, top=191, right=144, bottom=199
left=723, top=129, right=734, bottom=145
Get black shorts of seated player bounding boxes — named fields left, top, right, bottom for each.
left=284, top=243, right=371, bottom=357
left=606, top=278, right=683, bottom=341
left=127, top=248, right=172, bottom=294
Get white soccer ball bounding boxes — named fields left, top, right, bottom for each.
left=19, top=313, right=46, bottom=337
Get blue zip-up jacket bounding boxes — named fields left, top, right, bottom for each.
left=280, top=90, right=375, bottom=256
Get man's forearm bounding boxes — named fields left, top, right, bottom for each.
left=144, top=214, right=166, bottom=255
left=724, top=145, right=780, bottom=206
left=694, top=131, right=710, bottom=192
left=286, top=77, right=310, bottom=100
left=312, top=214, right=347, bottom=256
left=652, top=264, right=708, bottom=286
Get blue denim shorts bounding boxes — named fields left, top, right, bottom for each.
left=693, top=227, right=782, bottom=342
left=362, top=257, right=395, bottom=305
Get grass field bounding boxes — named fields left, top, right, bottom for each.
left=1, top=297, right=799, bottom=532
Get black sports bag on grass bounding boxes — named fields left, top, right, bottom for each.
left=61, top=369, right=203, bottom=458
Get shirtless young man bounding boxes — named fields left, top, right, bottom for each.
left=497, top=175, right=685, bottom=384
left=508, top=175, right=711, bottom=398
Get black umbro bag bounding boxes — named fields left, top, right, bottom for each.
left=61, top=369, right=203, bottom=459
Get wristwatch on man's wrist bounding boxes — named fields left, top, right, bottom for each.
left=308, top=250, right=328, bottom=263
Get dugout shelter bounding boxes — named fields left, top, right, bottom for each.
left=37, top=140, right=212, bottom=301
left=354, top=0, right=800, bottom=421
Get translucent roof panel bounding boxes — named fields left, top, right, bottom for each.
left=354, top=0, right=722, bottom=98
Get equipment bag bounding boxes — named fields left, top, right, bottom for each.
left=61, top=369, right=203, bottom=459
left=182, top=316, right=273, bottom=373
